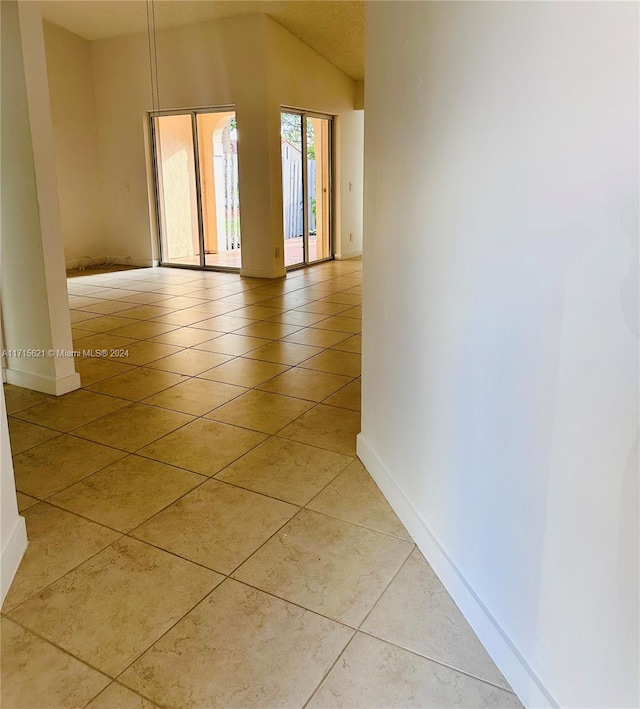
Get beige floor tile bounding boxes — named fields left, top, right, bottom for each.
left=14, top=390, right=129, bottom=433
left=2, top=504, right=120, bottom=612
left=149, top=326, right=218, bottom=347
left=10, top=537, right=222, bottom=677
left=198, top=358, right=289, bottom=387
left=75, top=358, right=136, bottom=387
left=8, top=418, right=61, bottom=455
left=243, top=341, right=323, bottom=366
left=132, top=480, right=296, bottom=573
left=322, top=293, right=362, bottom=306
left=88, top=368, right=188, bottom=401
left=73, top=332, right=137, bottom=353
left=50, top=455, right=203, bottom=532
left=152, top=295, right=208, bottom=310
left=16, top=492, right=39, bottom=512
left=86, top=683, right=159, bottom=709
left=267, top=310, right=329, bottom=326
left=108, top=340, right=183, bottom=366
left=312, top=316, right=362, bottom=334
left=263, top=295, right=313, bottom=310
left=186, top=301, right=244, bottom=316
left=74, top=404, right=194, bottom=452
left=301, top=349, right=361, bottom=377
left=307, top=633, right=522, bottom=709
left=193, top=333, right=271, bottom=355
left=0, top=617, right=110, bottom=709
left=324, top=378, right=361, bottom=411
left=230, top=305, right=284, bottom=320
left=207, top=390, right=314, bottom=434
left=331, top=334, right=362, bottom=353
left=257, top=367, right=352, bottom=402
left=279, top=404, right=360, bottom=455
left=139, top=418, right=266, bottom=476
left=283, top=327, right=351, bottom=348
left=150, top=309, right=211, bottom=326
left=296, top=301, right=352, bottom=316
left=307, top=460, right=411, bottom=540
left=71, top=327, right=90, bottom=341
left=341, top=305, right=363, bottom=319
left=70, top=310, right=101, bottom=324
left=361, top=548, right=510, bottom=687
left=235, top=321, right=302, bottom=339
left=107, top=321, right=178, bottom=340
left=217, top=292, right=271, bottom=306
left=113, top=304, right=176, bottom=320
left=120, top=579, right=352, bottom=709
left=3, top=384, right=53, bottom=415
left=13, top=435, right=126, bottom=498
left=117, top=291, right=171, bottom=305
left=77, top=300, right=138, bottom=315
left=142, top=378, right=246, bottom=416
left=191, top=314, right=257, bottom=332
left=234, top=510, right=412, bottom=626
left=74, top=315, right=141, bottom=334
left=217, top=437, right=351, bottom=506
left=147, top=349, right=232, bottom=376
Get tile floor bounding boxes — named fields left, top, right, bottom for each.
left=2, top=259, right=522, bottom=708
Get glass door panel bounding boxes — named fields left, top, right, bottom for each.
left=307, top=116, right=331, bottom=263
left=281, top=110, right=332, bottom=268
left=196, top=111, right=242, bottom=269
left=153, top=114, right=201, bottom=266
left=281, top=111, right=305, bottom=268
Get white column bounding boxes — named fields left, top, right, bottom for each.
left=0, top=1, right=80, bottom=395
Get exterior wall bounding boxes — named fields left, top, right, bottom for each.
left=43, top=21, right=104, bottom=269
left=360, top=2, right=639, bottom=707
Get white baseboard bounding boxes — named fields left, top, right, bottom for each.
left=1, top=515, right=28, bottom=606
left=4, top=368, right=81, bottom=396
left=335, top=249, right=362, bottom=261
left=240, top=267, right=286, bottom=279
left=356, top=433, right=557, bottom=709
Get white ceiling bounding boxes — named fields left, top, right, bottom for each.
left=39, top=0, right=365, bottom=80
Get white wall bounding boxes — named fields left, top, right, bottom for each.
left=1, top=1, right=80, bottom=396
left=265, top=16, right=363, bottom=261
left=73, top=13, right=362, bottom=276
left=335, top=109, right=364, bottom=259
left=43, top=21, right=104, bottom=269
left=359, top=3, right=638, bottom=708
left=0, top=385, right=27, bottom=606
left=0, top=4, right=30, bottom=602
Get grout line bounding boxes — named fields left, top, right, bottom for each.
left=301, top=629, right=359, bottom=708
left=355, top=628, right=519, bottom=696
left=2, top=526, right=127, bottom=616
left=5, top=262, right=365, bottom=702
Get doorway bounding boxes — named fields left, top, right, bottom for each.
left=151, top=108, right=241, bottom=270
left=281, top=110, right=333, bottom=268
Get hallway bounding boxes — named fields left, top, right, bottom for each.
left=2, top=260, right=520, bottom=708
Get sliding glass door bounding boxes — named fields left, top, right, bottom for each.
left=281, top=110, right=333, bottom=268
left=151, top=108, right=241, bottom=270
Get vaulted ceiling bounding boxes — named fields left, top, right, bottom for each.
left=39, top=0, right=365, bottom=80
